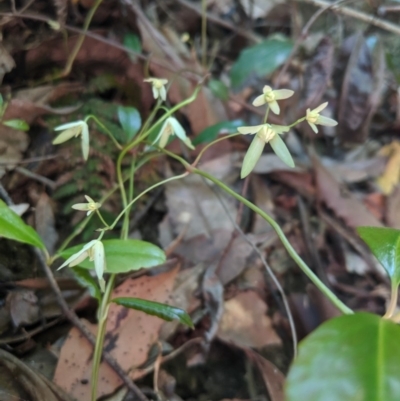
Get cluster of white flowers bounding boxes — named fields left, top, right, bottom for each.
left=238, top=85, right=338, bottom=178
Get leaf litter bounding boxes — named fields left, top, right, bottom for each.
left=1, top=0, right=400, bottom=400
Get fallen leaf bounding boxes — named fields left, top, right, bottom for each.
left=376, top=141, right=400, bottom=194
left=244, top=348, right=285, bottom=401
left=35, top=193, right=59, bottom=255
left=53, top=267, right=179, bottom=400
left=217, top=291, right=281, bottom=348
left=312, top=153, right=382, bottom=228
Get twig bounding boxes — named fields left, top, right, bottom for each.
left=301, top=0, right=400, bottom=35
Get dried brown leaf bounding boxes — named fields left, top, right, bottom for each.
left=53, top=267, right=179, bottom=400
left=312, top=153, right=382, bottom=228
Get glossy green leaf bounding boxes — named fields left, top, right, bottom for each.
left=60, top=239, right=165, bottom=274
left=208, top=79, right=229, bottom=101
left=193, top=119, right=244, bottom=146
left=71, top=266, right=101, bottom=302
left=0, top=199, right=45, bottom=249
left=357, top=227, right=400, bottom=285
left=286, top=313, right=400, bottom=401
left=123, top=33, right=142, bottom=62
left=230, top=36, right=293, bottom=88
left=111, top=297, right=194, bottom=328
left=3, top=119, right=30, bottom=131
left=117, top=106, right=141, bottom=142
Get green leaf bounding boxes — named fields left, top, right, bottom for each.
left=0, top=200, right=45, bottom=249
left=111, top=297, right=194, bottom=328
left=230, top=36, right=293, bottom=88
left=3, top=119, right=30, bottom=131
left=123, top=33, right=142, bottom=62
left=208, top=79, right=229, bottom=101
left=193, top=120, right=244, bottom=146
left=117, top=106, right=141, bottom=142
left=71, top=266, right=101, bottom=302
left=60, top=239, right=165, bottom=274
left=286, top=313, right=400, bottom=401
left=357, top=227, right=400, bottom=285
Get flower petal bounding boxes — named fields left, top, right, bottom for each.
left=159, top=86, right=167, bottom=101
left=241, top=135, right=265, bottom=178
left=158, top=120, right=171, bottom=148
left=308, top=122, right=319, bottom=133
left=84, top=195, right=95, bottom=203
left=80, top=122, right=90, bottom=160
left=271, top=124, right=290, bottom=134
left=169, top=118, right=186, bottom=141
left=93, top=241, right=106, bottom=281
left=151, top=86, right=158, bottom=100
left=71, top=203, right=90, bottom=211
left=317, top=115, right=338, bottom=127
left=57, top=240, right=97, bottom=270
left=238, top=125, right=264, bottom=135
left=54, top=121, right=84, bottom=131
left=263, top=85, right=272, bottom=94
left=252, top=94, right=266, bottom=107
left=269, top=134, right=294, bottom=168
left=313, top=102, right=328, bottom=113
left=273, top=89, right=294, bottom=100
left=52, top=127, right=81, bottom=144
left=269, top=100, right=280, bottom=115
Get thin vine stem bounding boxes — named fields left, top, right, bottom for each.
left=91, top=273, right=116, bottom=401
left=161, top=149, right=354, bottom=315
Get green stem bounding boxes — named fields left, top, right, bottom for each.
left=96, top=210, right=111, bottom=229
left=384, top=282, right=398, bottom=319
left=62, top=0, right=103, bottom=76
left=86, top=115, right=122, bottom=150
left=115, top=85, right=201, bottom=215
left=201, top=0, right=207, bottom=69
left=110, top=172, right=188, bottom=230
left=263, top=106, right=270, bottom=124
left=162, top=149, right=354, bottom=315
left=91, top=273, right=116, bottom=401
left=122, top=158, right=136, bottom=238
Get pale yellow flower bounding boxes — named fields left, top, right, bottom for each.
left=53, top=120, right=90, bottom=161
left=72, top=195, right=101, bottom=216
left=58, top=239, right=106, bottom=291
left=238, top=124, right=294, bottom=178
left=155, top=117, right=194, bottom=149
left=306, top=102, right=338, bottom=133
left=252, top=86, right=294, bottom=115
left=144, top=78, right=168, bottom=101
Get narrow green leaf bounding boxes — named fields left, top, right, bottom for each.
left=3, top=119, right=30, bottom=131
left=286, top=313, right=400, bottom=401
left=230, top=36, right=293, bottom=88
left=117, top=106, right=141, bottom=142
left=193, top=120, right=244, bottom=146
left=71, top=266, right=101, bottom=302
left=357, top=227, right=400, bottom=285
left=112, top=297, right=194, bottom=328
left=208, top=79, right=229, bottom=101
left=0, top=199, right=45, bottom=249
left=123, top=33, right=142, bottom=62
left=59, top=239, right=165, bottom=274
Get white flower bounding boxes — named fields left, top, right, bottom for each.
left=72, top=195, right=101, bottom=216
left=53, top=120, right=90, bottom=161
left=58, top=239, right=106, bottom=291
left=144, top=78, right=168, bottom=101
left=238, top=124, right=294, bottom=178
left=154, top=117, right=194, bottom=149
left=252, top=86, right=294, bottom=115
left=306, top=102, right=338, bottom=133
